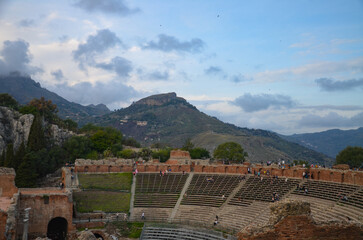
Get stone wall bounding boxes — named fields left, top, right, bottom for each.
left=16, top=189, right=75, bottom=239
left=0, top=168, right=18, bottom=197
left=74, top=159, right=363, bottom=186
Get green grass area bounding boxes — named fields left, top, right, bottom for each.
left=78, top=173, right=133, bottom=191
left=74, top=191, right=130, bottom=213
left=109, top=222, right=144, bottom=238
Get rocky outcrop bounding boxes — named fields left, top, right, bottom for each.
left=0, top=106, right=34, bottom=154
left=48, top=124, right=74, bottom=146
left=0, top=106, right=75, bottom=154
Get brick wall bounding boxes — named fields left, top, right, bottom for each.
left=75, top=160, right=363, bottom=186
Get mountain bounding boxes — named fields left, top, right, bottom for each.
left=281, top=128, right=363, bottom=158
left=0, top=75, right=110, bottom=124
left=92, top=92, right=333, bottom=165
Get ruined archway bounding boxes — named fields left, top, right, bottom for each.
left=93, top=233, right=104, bottom=239
left=47, top=217, right=68, bottom=240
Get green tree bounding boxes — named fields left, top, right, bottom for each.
left=15, top=152, right=38, bottom=187
left=152, top=148, right=171, bottom=162
left=27, top=116, right=46, bottom=151
left=63, top=136, right=93, bottom=162
left=13, top=142, right=26, bottom=170
left=0, top=93, right=19, bottom=109
left=0, top=150, right=5, bottom=166
left=118, top=149, right=137, bottom=159
left=189, top=147, right=210, bottom=159
left=182, top=138, right=194, bottom=152
left=123, top=138, right=141, bottom=148
left=28, top=97, right=58, bottom=122
left=90, top=127, right=123, bottom=152
left=63, top=119, right=78, bottom=132
left=213, top=142, right=248, bottom=164
left=4, top=144, right=14, bottom=168
left=139, top=148, right=153, bottom=161
left=336, top=146, right=363, bottom=169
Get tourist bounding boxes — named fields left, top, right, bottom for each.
left=141, top=212, right=145, bottom=220
left=124, top=213, right=127, bottom=221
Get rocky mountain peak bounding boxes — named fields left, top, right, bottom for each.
left=133, top=92, right=186, bottom=106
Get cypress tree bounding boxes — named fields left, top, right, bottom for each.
left=14, top=142, right=26, bottom=171
left=27, top=115, right=46, bottom=152
left=15, top=152, right=38, bottom=188
left=0, top=149, right=5, bottom=166
left=4, top=143, right=14, bottom=168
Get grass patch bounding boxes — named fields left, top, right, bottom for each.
left=109, top=222, right=144, bottom=238
left=74, top=191, right=130, bottom=213
left=78, top=173, right=133, bottom=191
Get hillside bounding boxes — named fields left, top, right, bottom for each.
left=92, top=92, right=333, bottom=165
left=0, top=75, right=110, bottom=124
left=281, top=128, right=363, bottom=158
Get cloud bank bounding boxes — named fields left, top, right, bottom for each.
left=143, top=34, right=205, bottom=53
left=315, top=78, right=363, bottom=91
left=73, top=0, right=140, bottom=16
left=0, top=39, right=42, bottom=75
left=233, top=93, right=296, bottom=112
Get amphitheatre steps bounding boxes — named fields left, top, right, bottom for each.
left=141, top=226, right=235, bottom=240
left=216, top=201, right=270, bottom=232
left=174, top=205, right=219, bottom=226
left=132, top=207, right=172, bottom=222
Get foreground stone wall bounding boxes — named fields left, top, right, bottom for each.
left=16, top=189, right=75, bottom=239
left=74, top=159, right=363, bottom=186
left=0, top=168, right=18, bottom=198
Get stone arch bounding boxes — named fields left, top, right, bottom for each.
left=317, top=171, right=321, bottom=180
left=84, top=166, right=89, bottom=172
left=93, top=233, right=104, bottom=240
left=119, top=165, right=123, bottom=172
left=341, top=173, right=345, bottom=183
left=108, top=166, right=112, bottom=172
left=202, top=166, right=206, bottom=172
left=281, top=169, right=285, bottom=176
left=47, top=217, right=68, bottom=240
left=96, top=166, right=100, bottom=172
left=225, top=167, right=228, bottom=173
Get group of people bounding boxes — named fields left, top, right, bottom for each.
left=159, top=168, right=172, bottom=176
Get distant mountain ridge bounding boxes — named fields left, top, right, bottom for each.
left=0, top=75, right=110, bottom=124
left=281, top=128, right=363, bottom=158
left=92, top=92, right=333, bottom=165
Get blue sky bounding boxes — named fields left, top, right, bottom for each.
left=0, top=0, right=362, bottom=134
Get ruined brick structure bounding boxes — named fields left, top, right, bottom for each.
left=0, top=168, right=75, bottom=240
left=239, top=200, right=363, bottom=240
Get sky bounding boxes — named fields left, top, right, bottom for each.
left=0, top=0, right=362, bottom=135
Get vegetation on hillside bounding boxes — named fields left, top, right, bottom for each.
left=335, top=146, right=363, bottom=168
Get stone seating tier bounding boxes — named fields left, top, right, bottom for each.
left=231, top=176, right=301, bottom=202
left=292, top=180, right=362, bottom=207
